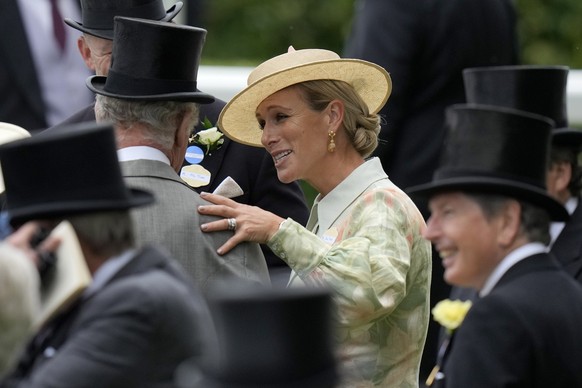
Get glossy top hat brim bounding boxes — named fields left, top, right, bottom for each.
left=218, top=49, right=391, bottom=147
left=7, top=188, right=155, bottom=227
left=0, top=122, right=155, bottom=227
left=407, top=176, right=569, bottom=221
left=64, top=1, right=183, bottom=40
left=87, top=75, right=215, bottom=103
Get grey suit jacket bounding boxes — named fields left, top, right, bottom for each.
left=121, top=159, right=270, bottom=291
left=1, top=246, right=215, bottom=388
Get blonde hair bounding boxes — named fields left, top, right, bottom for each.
left=295, top=80, right=381, bottom=158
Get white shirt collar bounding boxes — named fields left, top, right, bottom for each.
left=117, top=146, right=170, bottom=165
left=479, top=242, right=548, bottom=297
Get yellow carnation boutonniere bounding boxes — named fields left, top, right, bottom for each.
left=426, top=299, right=472, bottom=386
left=189, top=117, right=224, bottom=155
left=432, top=298, right=472, bottom=335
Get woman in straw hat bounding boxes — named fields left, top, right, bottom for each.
left=198, top=47, right=431, bottom=387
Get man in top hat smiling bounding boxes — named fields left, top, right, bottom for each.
left=0, top=123, right=216, bottom=387
left=407, top=104, right=582, bottom=387
left=49, top=0, right=309, bottom=280
left=87, top=16, right=269, bottom=291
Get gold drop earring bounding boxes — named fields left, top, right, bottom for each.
left=328, top=131, right=336, bottom=153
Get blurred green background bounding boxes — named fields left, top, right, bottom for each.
left=191, top=0, right=582, bottom=68
left=184, top=0, right=582, bottom=203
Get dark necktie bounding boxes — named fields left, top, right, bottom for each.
left=49, top=0, right=67, bottom=53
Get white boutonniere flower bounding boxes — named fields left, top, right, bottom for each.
left=189, top=117, right=224, bottom=155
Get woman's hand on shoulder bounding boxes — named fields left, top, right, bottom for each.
left=198, top=192, right=284, bottom=255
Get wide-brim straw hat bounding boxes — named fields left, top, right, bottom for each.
left=0, top=122, right=31, bottom=193
left=218, top=48, right=392, bottom=147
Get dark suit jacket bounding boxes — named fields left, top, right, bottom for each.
left=49, top=99, right=310, bottom=276
left=443, top=253, right=582, bottom=388
left=0, top=1, right=47, bottom=130
left=1, top=246, right=215, bottom=388
left=344, top=0, right=519, bottom=192
left=551, top=200, right=582, bottom=282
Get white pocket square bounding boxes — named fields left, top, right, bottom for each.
left=212, top=176, right=244, bottom=198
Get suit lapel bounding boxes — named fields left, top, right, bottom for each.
left=192, top=98, right=229, bottom=190
left=197, top=137, right=231, bottom=190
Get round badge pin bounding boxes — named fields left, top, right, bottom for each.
left=185, top=145, right=204, bottom=165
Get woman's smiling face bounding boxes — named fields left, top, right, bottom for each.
left=257, top=86, right=329, bottom=184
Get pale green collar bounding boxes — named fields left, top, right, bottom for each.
left=313, top=157, right=387, bottom=234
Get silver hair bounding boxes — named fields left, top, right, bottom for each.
left=66, top=210, right=136, bottom=258
left=94, top=94, right=199, bottom=151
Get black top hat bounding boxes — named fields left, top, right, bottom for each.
left=0, top=123, right=154, bottom=227
left=407, top=104, right=569, bottom=221
left=463, top=65, right=582, bottom=149
left=175, top=285, right=339, bottom=388
left=87, top=17, right=214, bottom=103
left=65, top=0, right=183, bottom=40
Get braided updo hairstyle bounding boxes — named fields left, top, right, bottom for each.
left=295, top=79, right=381, bottom=158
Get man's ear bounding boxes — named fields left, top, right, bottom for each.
left=175, top=112, right=193, bottom=150
left=170, top=111, right=195, bottom=172
left=78, top=36, right=95, bottom=71
left=497, top=200, right=522, bottom=248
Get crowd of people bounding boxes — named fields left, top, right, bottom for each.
left=1, top=0, right=582, bottom=387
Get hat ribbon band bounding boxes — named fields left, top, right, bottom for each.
left=104, top=70, right=197, bottom=96
left=82, top=3, right=166, bottom=30
left=434, top=168, right=546, bottom=190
